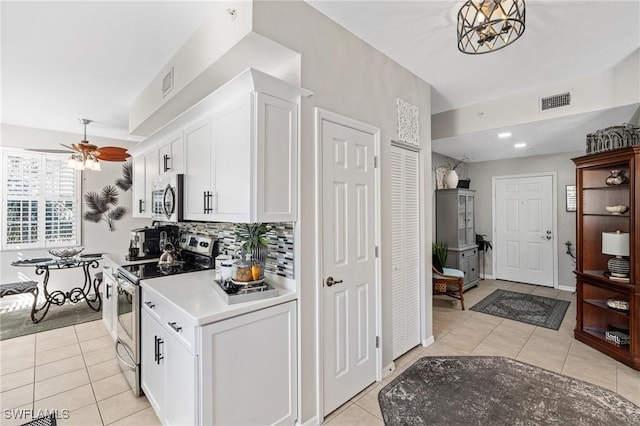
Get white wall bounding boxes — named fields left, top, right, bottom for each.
left=0, top=124, right=148, bottom=292
left=468, top=151, right=582, bottom=289
left=251, top=2, right=432, bottom=422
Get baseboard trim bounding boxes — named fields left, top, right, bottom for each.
left=558, top=285, right=576, bottom=293
left=480, top=274, right=495, bottom=280
left=382, top=362, right=396, bottom=378
left=299, top=415, right=319, bottom=426
left=422, top=335, right=435, bottom=347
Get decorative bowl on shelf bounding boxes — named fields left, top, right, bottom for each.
left=48, top=247, right=84, bottom=259
left=605, top=205, right=628, bottom=215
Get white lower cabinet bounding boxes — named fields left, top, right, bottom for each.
left=140, top=285, right=297, bottom=425
left=101, top=259, right=117, bottom=340
left=200, top=301, right=297, bottom=426
left=141, top=302, right=197, bottom=426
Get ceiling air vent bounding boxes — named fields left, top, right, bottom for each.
left=162, top=67, right=174, bottom=97
left=540, top=91, right=571, bottom=111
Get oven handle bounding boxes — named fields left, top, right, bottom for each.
left=115, top=339, right=136, bottom=369
left=115, top=276, right=136, bottom=294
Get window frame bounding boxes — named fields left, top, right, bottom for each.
left=1, top=147, right=82, bottom=250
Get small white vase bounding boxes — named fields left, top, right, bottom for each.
left=445, top=170, right=459, bottom=189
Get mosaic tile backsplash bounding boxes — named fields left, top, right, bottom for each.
left=176, top=222, right=295, bottom=279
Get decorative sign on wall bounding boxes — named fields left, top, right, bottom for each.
left=396, top=98, right=419, bottom=146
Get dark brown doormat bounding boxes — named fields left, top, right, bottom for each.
left=0, top=302, right=101, bottom=341
left=469, top=289, right=570, bottom=330
left=379, top=356, right=639, bottom=425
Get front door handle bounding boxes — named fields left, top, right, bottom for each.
left=325, top=276, right=343, bottom=287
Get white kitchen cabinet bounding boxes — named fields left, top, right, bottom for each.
left=132, top=150, right=159, bottom=218
left=183, top=118, right=213, bottom=221
left=158, top=132, right=184, bottom=175
left=182, top=92, right=297, bottom=223
left=141, top=291, right=197, bottom=426
left=199, top=301, right=297, bottom=426
left=101, top=258, right=118, bottom=340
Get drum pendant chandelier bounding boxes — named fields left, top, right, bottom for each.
left=457, top=0, right=526, bottom=54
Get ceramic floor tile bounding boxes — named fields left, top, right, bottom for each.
left=35, top=343, right=81, bottom=366
left=0, top=384, right=33, bottom=411
left=323, top=401, right=354, bottom=424
left=353, top=383, right=383, bottom=419
left=0, top=354, right=35, bottom=376
left=97, top=390, right=150, bottom=425
left=107, top=407, right=161, bottom=426
left=516, top=338, right=570, bottom=373
left=91, top=372, right=131, bottom=402
left=616, top=364, right=640, bottom=406
left=0, top=367, right=34, bottom=393
left=34, top=368, right=90, bottom=401
left=0, top=403, right=33, bottom=426
left=0, top=335, right=35, bottom=362
left=35, top=333, right=79, bottom=353
left=76, top=325, right=110, bottom=343
left=35, top=325, right=76, bottom=343
left=80, top=336, right=113, bottom=354
left=33, top=384, right=96, bottom=414
left=74, top=320, right=104, bottom=333
left=82, top=346, right=116, bottom=367
left=34, top=355, right=85, bottom=382
left=59, top=402, right=103, bottom=426
left=325, top=402, right=384, bottom=426
left=87, top=358, right=121, bottom=383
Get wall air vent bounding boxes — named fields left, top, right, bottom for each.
left=162, top=67, right=174, bottom=97
left=540, top=91, right=571, bottom=111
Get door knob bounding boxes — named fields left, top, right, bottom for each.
left=325, top=276, right=343, bottom=287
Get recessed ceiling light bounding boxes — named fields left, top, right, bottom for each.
left=498, top=132, right=512, bottom=138
left=514, top=143, right=527, bottom=148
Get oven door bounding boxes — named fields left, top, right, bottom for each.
left=115, top=275, right=141, bottom=396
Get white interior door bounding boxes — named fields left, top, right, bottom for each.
left=322, top=119, right=377, bottom=416
left=495, top=175, right=555, bottom=286
left=391, top=145, right=420, bottom=359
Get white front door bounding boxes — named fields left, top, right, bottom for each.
left=322, top=119, right=377, bottom=416
left=495, top=174, right=555, bottom=286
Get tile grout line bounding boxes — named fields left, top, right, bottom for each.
left=76, top=323, right=107, bottom=426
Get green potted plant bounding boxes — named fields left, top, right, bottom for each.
left=476, top=234, right=493, bottom=252
left=235, top=223, right=270, bottom=278
left=432, top=241, right=448, bottom=267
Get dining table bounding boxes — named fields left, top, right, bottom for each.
left=11, top=253, right=103, bottom=323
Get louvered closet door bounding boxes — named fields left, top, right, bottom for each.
left=391, top=145, right=421, bottom=359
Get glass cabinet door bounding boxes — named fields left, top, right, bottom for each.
left=466, top=195, right=475, bottom=245
left=458, top=195, right=466, bottom=246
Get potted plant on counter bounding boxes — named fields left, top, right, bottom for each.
left=235, top=223, right=270, bottom=280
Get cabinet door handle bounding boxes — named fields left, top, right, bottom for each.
left=138, top=199, right=144, bottom=213
left=203, top=191, right=208, bottom=214
left=203, top=191, right=213, bottom=214
left=154, top=336, right=158, bottom=362
left=168, top=321, right=183, bottom=333
left=157, top=338, right=164, bottom=363
left=144, top=301, right=155, bottom=309
left=163, top=154, right=170, bottom=172
left=106, top=284, right=111, bottom=300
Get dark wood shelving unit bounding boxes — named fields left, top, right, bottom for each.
left=573, top=147, right=639, bottom=370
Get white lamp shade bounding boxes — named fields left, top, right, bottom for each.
left=602, top=232, right=629, bottom=256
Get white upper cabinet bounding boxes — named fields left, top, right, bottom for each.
left=128, top=68, right=310, bottom=223
left=158, top=132, right=184, bottom=175
left=132, top=150, right=158, bottom=218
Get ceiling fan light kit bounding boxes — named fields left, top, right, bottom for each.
left=66, top=118, right=130, bottom=171
left=457, top=0, right=526, bottom=55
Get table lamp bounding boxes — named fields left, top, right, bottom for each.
left=602, top=231, right=630, bottom=278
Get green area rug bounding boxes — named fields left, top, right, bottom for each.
left=379, top=356, right=640, bottom=425
left=470, top=289, right=570, bottom=330
left=0, top=302, right=101, bottom=341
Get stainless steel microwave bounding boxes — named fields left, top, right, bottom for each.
left=151, top=173, right=183, bottom=222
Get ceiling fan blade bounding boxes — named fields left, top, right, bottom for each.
left=95, top=154, right=130, bottom=162
left=60, top=143, right=76, bottom=151
left=25, top=148, right=73, bottom=154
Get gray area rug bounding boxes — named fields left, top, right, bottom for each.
left=470, top=289, right=570, bottom=330
left=0, top=302, right=101, bottom=341
left=379, top=356, right=640, bottom=426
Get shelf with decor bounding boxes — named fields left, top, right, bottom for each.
left=573, top=146, right=639, bottom=370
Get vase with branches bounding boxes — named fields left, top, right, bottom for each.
left=83, top=185, right=126, bottom=232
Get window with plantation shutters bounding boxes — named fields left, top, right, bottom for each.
left=1, top=149, right=80, bottom=249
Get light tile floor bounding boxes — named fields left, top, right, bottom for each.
left=0, top=319, right=160, bottom=426
left=324, top=279, right=640, bottom=425
left=1, top=280, right=638, bottom=425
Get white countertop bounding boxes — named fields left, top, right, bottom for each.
left=140, top=269, right=297, bottom=325
left=104, top=253, right=159, bottom=266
